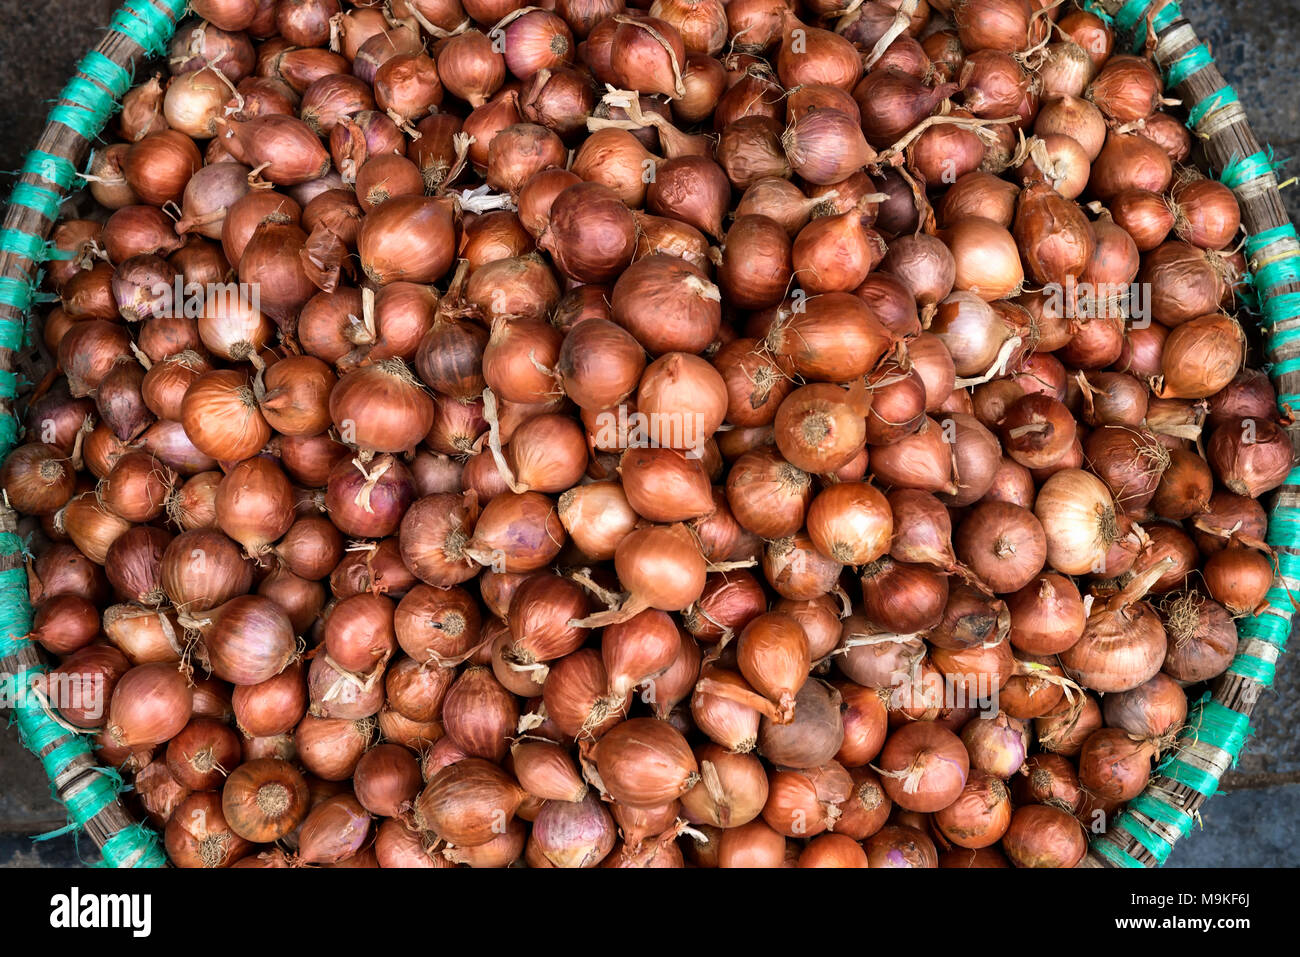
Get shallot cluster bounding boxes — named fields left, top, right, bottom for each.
left=3, top=0, right=1284, bottom=869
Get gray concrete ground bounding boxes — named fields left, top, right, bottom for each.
left=1, top=0, right=1298, bottom=867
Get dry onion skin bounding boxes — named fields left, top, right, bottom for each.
left=0, top=0, right=1273, bottom=871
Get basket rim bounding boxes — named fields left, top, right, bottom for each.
left=1078, top=0, right=1300, bottom=868
left=0, top=0, right=1296, bottom=868
left=0, top=0, right=189, bottom=869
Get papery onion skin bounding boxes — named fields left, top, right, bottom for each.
left=955, top=502, right=1046, bottom=594
left=1207, top=417, right=1295, bottom=498
left=865, top=825, right=938, bottom=869
left=330, top=360, right=435, bottom=455
left=50, top=644, right=130, bottom=729
left=1156, top=314, right=1245, bottom=400
left=761, top=763, right=851, bottom=838
left=1203, top=547, right=1274, bottom=617
left=806, top=482, right=893, bottom=566
left=531, top=793, right=616, bottom=868
left=416, top=757, right=524, bottom=847
left=594, top=717, right=699, bottom=809
left=934, top=770, right=1013, bottom=849
left=1061, top=580, right=1167, bottom=693
left=1164, top=595, right=1232, bottom=686
left=725, top=448, right=813, bottom=540
left=297, top=794, right=373, bottom=865
left=1034, top=469, right=1120, bottom=576
left=940, top=217, right=1025, bottom=301
left=612, top=254, right=722, bottom=356
left=107, top=662, right=195, bottom=749
left=876, top=721, right=969, bottom=813
left=1002, top=804, right=1085, bottom=868
left=543, top=648, right=629, bottom=740
left=737, top=612, right=811, bottom=722
left=232, top=661, right=307, bottom=738
left=692, top=668, right=763, bottom=754
left=166, top=790, right=251, bottom=868
left=181, top=370, right=271, bottom=462
left=681, top=744, right=769, bottom=829
left=358, top=196, right=456, bottom=286
left=939, top=413, right=1002, bottom=507
left=221, top=758, right=310, bottom=843
left=757, top=680, right=845, bottom=769
left=540, top=182, right=637, bottom=283
left=193, top=594, right=297, bottom=685
left=1, top=443, right=77, bottom=515
left=773, top=383, right=869, bottom=476
left=1078, top=727, right=1155, bottom=802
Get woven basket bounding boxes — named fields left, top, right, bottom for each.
left=0, top=0, right=1295, bottom=868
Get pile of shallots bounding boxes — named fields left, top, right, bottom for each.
left=1, top=0, right=1285, bottom=868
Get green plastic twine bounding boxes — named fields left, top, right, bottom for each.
left=1247, top=224, right=1300, bottom=257
left=59, top=74, right=120, bottom=117
left=19, top=150, right=82, bottom=189
left=1157, top=755, right=1223, bottom=797
left=1113, top=821, right=1172, bottom=863
left=1115, top=793, right=1197, bottom=865
left=13, top=701, right=72, bottom=756
left=111, top=0, right=187, bottom=58
left=1, top=525, right=90, bottom=832
left=0, top=227, right=70, bottom=269
left=1238, top=611, right=1294, bottom=648
left=1248, top=226, right=1300, bottom=292
left=35, top=769, right=123, bottom=843
left=1132, top=794, right=1197, bottom=843
left=98, top=825, right=169, bottom=869
left=1150, top=0, right=1184, bottom=33
left=0, top=230, right=51, bottom=262
left=1267, top=504, right=1300, bottom=550
left=1068, top=0, right=1292, bottom=872
left=1091, top=838, right=1147, bottom=868
left=0, top=413, right=18, bottom=458
left=0, top=425, right=18, bottom=459
left=1256, top=260, right=1300, bottom=297
left=4, top=182, right=62, bottom=220
left=0, top=276, right=38, bottom=332
left=1154, top=697, right=1252, bottom=798
left=1227, top=653, right=1276, bottom=685
left=1263, top=290, right=1300, bottom=329
left=0, top=662, right=41, bottom=709
left=76, top=51, right=133, bottom=100
left=1187, top=86, right=1239, bottom=130
left=1274, top=549, right=1300, bottom=591
left=1165, top=43, right=1213, bottom=87
left=1114, top=0, right=1157, bottom=51
left=1245, top=225, right=1300, bottom=295
left=39, top=739, right=95, bottom=785
left=1189, top=700, right=1252, bottom=759
left=1221, top=150, right=1284, bottom=191
left=1114, top=0, right=1155, bottom=34
left=1269, top=354, right=1300, bottom=378
left=1, top=534, right=155, bottom=863
left=48, top=88, right=117, bottom=140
